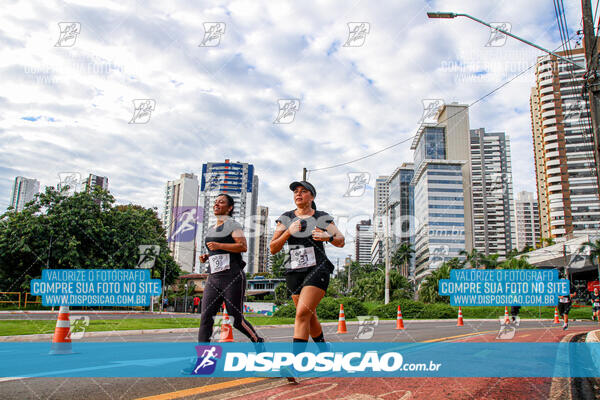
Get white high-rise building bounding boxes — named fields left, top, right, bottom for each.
left=470, top=128, right=516, bottom=257
left=252, top=205, right=270, bottom=274
left=355, top=220, right=373, bottom=265
left=411, top=103, right=473, bottom=283
left=514, top=191, right=540, bottom=250
left=85, top=174, right=109, bottom=192
left=199, top=159, right=259, bottom=273
left=530, top=48, right=600, bottom=239
left=10, top=176, right=39, bottom=212
left=162, top=173, right=200, bottom=273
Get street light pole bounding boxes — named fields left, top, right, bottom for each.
left=184, top=283, right=188, bottom=313
left=426, top=12, right=584, bottom=68
left=384, top=208, right=391, bottom=304
left=428, top=8, right=600, bottom=211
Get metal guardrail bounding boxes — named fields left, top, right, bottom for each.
left=24, top=293, right=41, bottom=308
left=0, top=292, right=21, bottom=308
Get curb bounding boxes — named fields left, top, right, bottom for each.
left=585, top=329, right=600, bottom=374
left=0, top=328, right=200, bottom=342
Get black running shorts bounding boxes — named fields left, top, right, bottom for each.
left=558, top=302, right=571, bottom=316
left=286, top=267, right=330, bottom=295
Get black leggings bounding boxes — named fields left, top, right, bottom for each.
left=198, top=271, right=261, bottom=343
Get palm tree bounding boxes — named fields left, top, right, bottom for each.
left=418, top=262, right=452, bottom=304
left=479, top=253, right=500, bottom=269
left=391, top=242, right=415, bottom=277
left=500, top=254, right=534, bottom=269
left=459, top=248, right=480, bottom=269
left=538, top=237, right=555, bottom=248
left=520, top=245, right=535, bottom=254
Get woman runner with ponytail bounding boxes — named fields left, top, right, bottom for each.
left=270, top=181, right=345, bottom=346
left=197, top=193, right=263, bottom=343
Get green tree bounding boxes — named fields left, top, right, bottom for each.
left=479, top=253, right=500, bottom=269
left=0, top=187, right=181, bottom=293
left=418, top=262, right=453, bottom=303
left=274, top=282, right=289, bottom=305
left=459, top=248, right=481, bottom=269
left=350, top=269, right=413, bottom=302
left=520, top=245, right=535, bottom=254
left=499, top=254, right=534, bottom=269
left=269, top=252, right=286, bottom=278
left=391, top=242, right=414, bottom=277
left=538, top=237, right=555, bottom=248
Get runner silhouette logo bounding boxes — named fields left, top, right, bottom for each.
left=193, top=345, right=222, bottom=375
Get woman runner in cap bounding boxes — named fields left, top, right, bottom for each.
left=270, top=181, right=345, bottom=345
left=197, top=193, right=263, bottom=343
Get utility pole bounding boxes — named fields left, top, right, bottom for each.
left=302, top=168, right=307, bottom=181
left=582, top=0, right=600, bottom=190
left=384, top=209, right=391, bottom=304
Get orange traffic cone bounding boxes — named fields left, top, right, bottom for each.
left=504, top=306, right=511, bottom=324
left=396, top=305, right=405, bottom=330
left=456, top=306, right=464, bottom=326
left=50, top=306, right=72, bottom=355
left=219, top=303, right=234, bottom=342
left=553, top=307, right=560, bottom=324
left=336, top=304, right=347, bottom=334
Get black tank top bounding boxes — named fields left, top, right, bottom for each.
left=276, top=210, right=335, bottom=274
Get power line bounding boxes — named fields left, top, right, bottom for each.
left=308, top=38, right=573, bottom=173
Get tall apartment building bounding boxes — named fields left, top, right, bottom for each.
left=530, top=48, right=600, bottom=239
left=514, top=191, right=540, bottom=250
left=386, top=163, right=415, bottom=278
left=252, top=206, right=270, bottom=274
left=373, top=176, right=390, bottom=233
left=355, top=220, right=373, bottom=265
left=162, top=173, right=200, bottom=273
left=411, top=103, right=473, bottom=283
left=85, top=174, right=109, bottom=192
left=200, top=159, right=259, bottom=273
left=470, top=128, right=516, bottom=257
left=10, top=176, right=40, bottom=212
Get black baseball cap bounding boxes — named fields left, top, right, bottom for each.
left=289, top=181, right=316, bottom=197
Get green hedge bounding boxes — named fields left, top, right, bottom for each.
left=369, top=300, right=455, bottom=319
left=272, top=297, right=368, bottom=320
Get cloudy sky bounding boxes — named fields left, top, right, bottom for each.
left=0, top=0, right=584, bottom=261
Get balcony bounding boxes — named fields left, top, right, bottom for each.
left=540, top=85, right=555, bottom=95
left=541, top=101, right=556, bottom=110
left=547, top=175, right=562, bottom=183
left=543, top=127, right=558, bottom=136
left=541, top=94, right=555, bottom=102
left=542, top=109, right=556, bottom=118
left=542, top=118, right=557, bottom=127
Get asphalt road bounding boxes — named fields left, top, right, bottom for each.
left=0, top=319, right=598, bottom=400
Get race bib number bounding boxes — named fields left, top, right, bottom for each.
left=594, top=302, right=600, bottom=307
left=559, top=297, right=570, bottom=303
left=209, top=254, right=230, bottom=273
left=290, top=247, right=317, bottom=270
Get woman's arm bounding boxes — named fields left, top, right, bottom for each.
left=311, top=222, right=345, bottom=247
left=206, top=229, right=247, bottom=253
left=270, top=220, right=302, bottom=254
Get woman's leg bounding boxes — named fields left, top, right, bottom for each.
left=198, top=277, right=225, bottom=342
left=292, top=286, right=325, bottom=340
left=292, top=294, right=323, bottom=338
left=224, top=272, right=262, bottom=342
